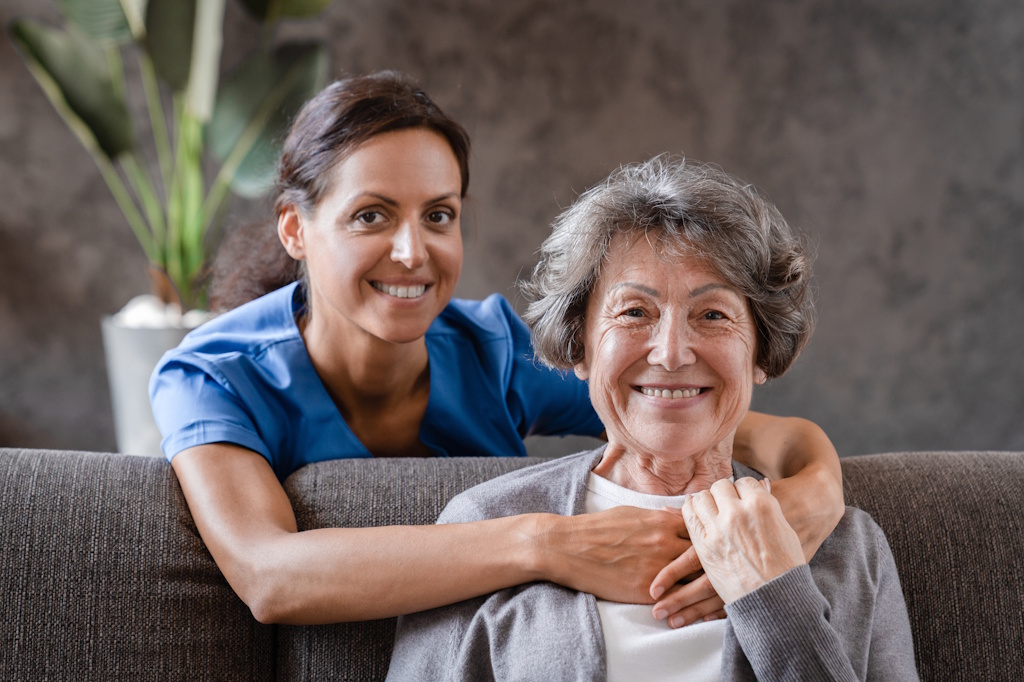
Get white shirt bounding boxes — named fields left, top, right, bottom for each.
left=586, top=472, right=727, bottom=682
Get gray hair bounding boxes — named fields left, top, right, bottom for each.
left=521, top=155, right=815, bottom=379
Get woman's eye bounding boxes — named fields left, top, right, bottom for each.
left=704, top=310, right=726, bottom=321
left=356, top=211, right=383, bottom=225
left=623, top=308, right=645, bottom=318
left=427, top=210, right=454, bottom=225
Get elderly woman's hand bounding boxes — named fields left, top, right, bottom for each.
left=681, top=477, right=806, bottom=604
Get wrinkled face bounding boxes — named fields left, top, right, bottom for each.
left=286, top=128, right=463, bottom=345
left=575, top=233, right=766, bottom=460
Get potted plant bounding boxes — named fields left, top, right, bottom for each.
left=10, top=0, right=332, bottom=455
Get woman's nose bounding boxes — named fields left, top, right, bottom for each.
left=391, top=221, right=427, bottom=269
left=647, top=315, right=697, bottom=370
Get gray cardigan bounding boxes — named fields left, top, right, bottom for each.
left=386, top=448, right=919, bottom=681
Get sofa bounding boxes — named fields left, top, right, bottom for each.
left=1, top=447, right=1022, bottom=681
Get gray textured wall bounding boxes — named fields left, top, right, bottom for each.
left=2, top=0, right=1022, bottom=457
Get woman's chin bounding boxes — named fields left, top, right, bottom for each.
left=361, top=308, right=442, bottom=344
left=377, top=327, right=434, bottom=345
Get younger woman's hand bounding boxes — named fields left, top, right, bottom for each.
left=681, top=477, right=806, bottom=604
left=651, top=565, right=727, bottom=628
left=540, top=506, right=691, bottom=604
left=647, top=521, right=726, bottom=628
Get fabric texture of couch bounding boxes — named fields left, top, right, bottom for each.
left=1, top=447, right=1022, bottom=681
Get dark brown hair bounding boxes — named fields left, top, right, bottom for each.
left=209, top=71, right=471, bottom=311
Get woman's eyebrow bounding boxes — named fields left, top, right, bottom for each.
left=351, top=191, right=461, bottom=207
left=610, top=282, right=659, bottom=296
left=350, top=192, right=399, bottom=207
left=688, top=283, right=731, bottom=298
left=609, top=281, right=733, bottom=298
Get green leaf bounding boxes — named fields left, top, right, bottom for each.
left=236, top=0, right=334, bottom=21
left=9, top=19, right=134, bottom=159
left=183, top=0, right=226, bottom=123
left=209, top=42, right=328, bottom=198
left=55, top=0, right=133, bottom=44
left=144, top=0, right=195, bottom=90
left=118, top=0, right=148, bottom=39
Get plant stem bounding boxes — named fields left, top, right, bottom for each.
left=121, top=153, right=167, bottom=262
left=98, top=155, right=156, bottom=262
left=167, top=108, right=205, bottom=310
left=165, top=94, right=185, bottom=305
left=139, top=51, right=173, bottom=198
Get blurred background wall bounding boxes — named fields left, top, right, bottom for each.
left=1, top=0, right=1022, bottom=457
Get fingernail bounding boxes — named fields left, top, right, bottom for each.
left=652, top=608, right=666, bottom=620
left=651, top=586, right=665, bottom=600
left=669, top=616, right=685, bottom=629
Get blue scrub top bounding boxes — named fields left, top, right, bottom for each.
left=150, top=282, right=604, bottom=480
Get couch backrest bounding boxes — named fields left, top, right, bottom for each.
left=839, top=451, right=1024, bottom=682
left=3, top=448, right=1023, bottom=681
left=279, top=456, right=541, bottom=681
left=0, top=448, right=273, bottom=682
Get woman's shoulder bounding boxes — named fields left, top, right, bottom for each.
left=439, top=448, right=605, bottom=523
left=171, top=282, right=304, bottom=361
left=152, top=282, right=310, bottom=401
left=811, top=506, right=899, bottom=588
left=825, top=507, right=889, bottom=551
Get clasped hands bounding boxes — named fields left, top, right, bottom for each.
left=649, top=477, right=807, bottom=627
left=561, top=478, right=806, bottom=629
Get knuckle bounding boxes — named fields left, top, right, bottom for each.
left=710, top=479, right=733, bottom=493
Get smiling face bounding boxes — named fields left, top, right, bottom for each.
left=280, top=127, right=463, bottom=346
left=575, top=233, right=767, bottom=464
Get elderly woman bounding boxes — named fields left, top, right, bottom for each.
left=386, top=156, right=918, bottom=680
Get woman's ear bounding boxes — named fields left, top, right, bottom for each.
left=574, top=360, right=590, bottom=382
left=278, top=205, right=306, bottom=260
left=754, top=367, right=768, bottom=385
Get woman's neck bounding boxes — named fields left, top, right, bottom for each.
left=300, top=309, right=430, bottom=418
left=593, top=441, right=735, bottom=496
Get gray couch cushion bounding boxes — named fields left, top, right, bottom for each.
left=0, top=448, right=273, bottom=681
left=279, top=456, right=545, bottom=682
left=841, top=451, right=1024, bottom=681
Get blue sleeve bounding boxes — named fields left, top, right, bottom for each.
left=495, top=297, right=605, bottom=438
left=149, top=356, right=273, bottom=463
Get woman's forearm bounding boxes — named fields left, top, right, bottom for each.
left=172, top=443, right=555, bottom=623
left=239, top=506, right=693, bottom=623
left=240, top=516, right=545, bottom=624
left=173, top=443, right=693, bottom=624
left=732, top=412, right=844, bottom=558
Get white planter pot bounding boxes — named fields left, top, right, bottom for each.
left=100, top=318, right=191, bottom=457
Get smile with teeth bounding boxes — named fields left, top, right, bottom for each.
left=638, top=386, right=702, bottom=399
left=372, top=282, right=427, bottom=299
